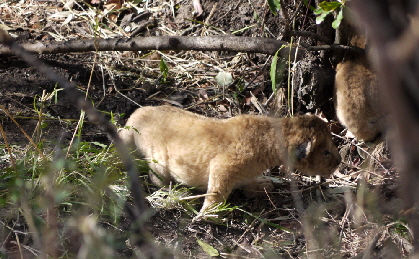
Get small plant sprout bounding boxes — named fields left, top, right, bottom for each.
left=194, top=200, right=239, bottom=223
left=214, top=71, right=233, bottom=87
left=159, top=57, right=169, bottom=83
left=146, top=184, right=198, bottom=210
left=215, top=71, right=234, bottom=99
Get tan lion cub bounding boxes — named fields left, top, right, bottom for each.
left=120, top=105, right=341, bottom=214
left=335, top=56, right=384, bottom=142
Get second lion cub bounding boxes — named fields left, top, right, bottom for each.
left=120, top=105, right=341, bottom=214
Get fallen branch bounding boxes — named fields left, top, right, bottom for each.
left=0, top=35, right=362, bottom=56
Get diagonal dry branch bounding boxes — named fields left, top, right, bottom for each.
left=0, top=35, right=362, bottom=56
left=0, top=29, right=168, bottom=258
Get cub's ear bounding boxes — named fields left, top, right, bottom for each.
left=295, top=141, right=313, bottom=161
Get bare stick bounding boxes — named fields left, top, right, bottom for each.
left=0, top=35, right=362, bottom=56
left=0, top=36, right=286, bottom=55
left=287, top=31, right=332, bottom=44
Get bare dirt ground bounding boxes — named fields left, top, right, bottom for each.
left=0, top=0, right=409, bottom=258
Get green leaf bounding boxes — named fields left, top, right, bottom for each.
left=332, top=8, right=344, bottom=29
left=267, top=0, right=281, bottom=15
left=315, top=10, right=331, bottom=24
left=270, top=51, right=279, bottom=93
left=313, top=6, right=324, bottom=15
left=159, top=58, right=169, bottom=83
left=197, top=239, right=220, bottom=256
left=159, top=58, right=168, bottom=73
left=270, top=45, right=286, bottom=93
left=318, top=1, right=342, bottom=11
left=91, top=142, right=107, bottom=149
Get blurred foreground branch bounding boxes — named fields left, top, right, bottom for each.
left=0, top=29, right=168, bottom=258
left=351, top=0, right=419, bottom=253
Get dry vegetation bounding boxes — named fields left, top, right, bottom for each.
left=0, top=0, right=412, bottom=258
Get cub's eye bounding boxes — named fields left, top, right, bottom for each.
left=323, top=150, right=331, bottom=157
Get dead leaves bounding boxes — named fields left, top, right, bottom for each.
left=104, top=0, right=124, bottom=23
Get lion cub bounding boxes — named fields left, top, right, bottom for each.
left=120, top=105, right=341, bottom=214
left=335, top=56, right=384, bottom=142
left=334, top=33, right=385, bottom=142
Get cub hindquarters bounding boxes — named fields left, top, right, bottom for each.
left=335, top=56, right=385, bottom=142
left=119, top=105, right=341, bottom=214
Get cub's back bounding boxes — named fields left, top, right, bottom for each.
left=119, top=105, right=232, bottom=153
left=334, top=31, right=385, bottom=142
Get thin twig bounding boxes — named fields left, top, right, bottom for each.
left=287, top=30, right=332, bottom=44
left=179, top=192, right=217, bottom=200
left=280, top=0, right=290, bottom=33
left=0, top=104, right=46, bottom=159
left=306, top=44, right=365, bottom=53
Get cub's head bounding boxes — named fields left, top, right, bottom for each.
left=282, top=115, right=341, bottom=176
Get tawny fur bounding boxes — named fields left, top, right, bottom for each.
left=120, top=105, right=341, bottom=213
left=335, top=35, right=385, bottom=142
